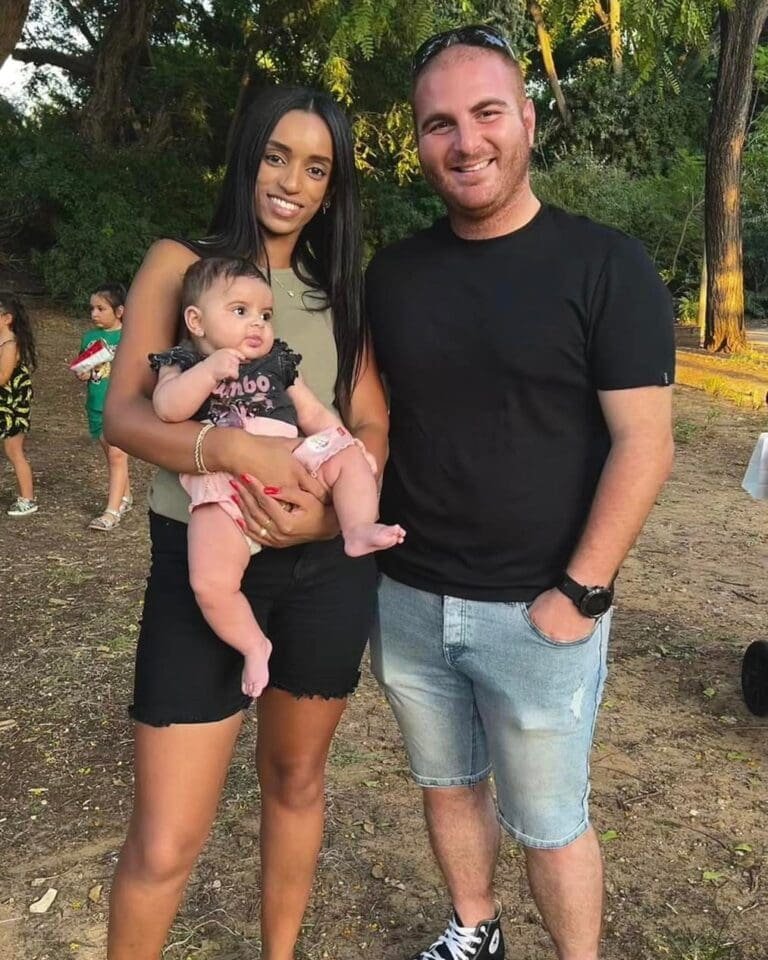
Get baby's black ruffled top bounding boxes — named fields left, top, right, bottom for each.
left=149, top=339, right=302, bottom=428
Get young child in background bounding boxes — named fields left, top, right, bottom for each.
left=149, top=256, right=405, bottom=697
left=75, top=284, right=132, bottom=530
left=0, top=292, right=38, bottom=516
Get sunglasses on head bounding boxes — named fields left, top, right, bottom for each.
left=411, top=25, right=515, bottom=78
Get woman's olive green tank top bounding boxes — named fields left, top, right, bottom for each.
left=147, top=269, right=338, bottom=524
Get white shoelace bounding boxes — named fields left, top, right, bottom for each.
left=418, top=916, right=484, bottom=960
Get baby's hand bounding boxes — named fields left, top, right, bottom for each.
left=203, top=348, right=245, bottom=383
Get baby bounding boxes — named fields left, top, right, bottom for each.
left=150, top=256, right=404, bottom=696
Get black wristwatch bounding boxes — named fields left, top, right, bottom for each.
left=557, top=573, right=613, bottom=618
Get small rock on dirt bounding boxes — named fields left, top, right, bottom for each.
left=29, top=888, right=58, bottom=913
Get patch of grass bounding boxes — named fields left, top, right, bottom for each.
left=696, top=375, right=766, bottom=408
left=45, top=562, right=96, bottom=588
left=701, top=376, right=727, bottom=398
left=105, top=626, right=138, bottom=653
left=330, top=743, right=376, bottom=767
left=727, top=346, right=768, bottom=369
left=660, top=933, right=734, bottom=960
left=675, top=351, right=768, bottom=407
left=656, top=640, right=698, bottom=660
left=163, top=910, right=259, bottom=958
left=674, top=418, right=701, bottom=444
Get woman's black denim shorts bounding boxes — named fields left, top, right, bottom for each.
left=130, top=511, right=378, bottom=726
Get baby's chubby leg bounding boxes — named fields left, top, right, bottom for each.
left=319, top=447, right=405, bottom=558
left=187, top=503, right=272, bottom=697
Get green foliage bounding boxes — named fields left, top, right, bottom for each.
left=677, top=293, right=701, bottom=327
left=314, top=0, right=441, bottom=103
left=743, top=76, right=768, bottom=317
left=362, top=178, right=444, bottom=258
left=626, top=0, right=715, bottom=87
left=541, top=0, right=716, bottom=85
left=537, top=60, right=711, bottom=174
left=0, top=116, right=215, bottom=306
left=354, top=102, right=420, bottom=182
left=533, top=151, right=705, bottom=295
left=3, top=0, right=765, bottom=320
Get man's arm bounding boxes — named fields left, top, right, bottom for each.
left=529, top=384, right=674, bottom=641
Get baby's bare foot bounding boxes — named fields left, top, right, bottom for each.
left=344, top=523, right=406, bottom=557
left=241, top=635, right=273, bottom=698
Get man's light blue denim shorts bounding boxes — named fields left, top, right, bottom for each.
left=371, top=575, right=611, bottom=849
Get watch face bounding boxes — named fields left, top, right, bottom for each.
left=581, top=588, right=612, bottom=617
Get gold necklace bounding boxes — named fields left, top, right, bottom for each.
left=271, top=271, right=297, bottom=299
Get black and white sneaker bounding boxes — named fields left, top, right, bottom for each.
left=410, top=904, right=504, bottom=960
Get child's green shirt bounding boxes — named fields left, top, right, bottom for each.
left=80, top=326, right=122, bottom=415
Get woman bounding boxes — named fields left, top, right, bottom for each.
left=104, top=86, right=388, bottom=960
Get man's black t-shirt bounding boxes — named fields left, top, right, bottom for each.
left=366, top=204, right=675, bottom=602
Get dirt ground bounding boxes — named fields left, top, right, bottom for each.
left=1, top=306, right=767, bottom=960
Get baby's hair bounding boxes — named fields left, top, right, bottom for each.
left=0, top=290, right=37, bottom=371
left=182, top=257, right=268, bottom=311
left=91, top=283, right=127, bottom=311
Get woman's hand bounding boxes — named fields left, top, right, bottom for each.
left=231, top=475, right=340, bottom=548
left=222, top=433, right=328, bottom=501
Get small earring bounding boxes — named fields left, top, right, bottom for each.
left=322, top=198, right=331, bottom=214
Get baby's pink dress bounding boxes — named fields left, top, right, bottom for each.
left=181, top=420, right=356, bottom=553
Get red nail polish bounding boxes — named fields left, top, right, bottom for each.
left=236, top=519, right=246, bottom=529
left=240, top=474, right=250, bottom=484
left=264, top=486, right=280, bottom=495
left=228, top=479, right=239, bottom=489
left=230, top=494, right=239, bottom=504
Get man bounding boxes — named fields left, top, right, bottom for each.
left=366, top=25, right=675, bottom=960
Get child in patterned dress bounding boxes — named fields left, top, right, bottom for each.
left=0, top=292, right=37, bottom=516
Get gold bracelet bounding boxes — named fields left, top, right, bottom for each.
left=193, top=423, right=214, bottom=474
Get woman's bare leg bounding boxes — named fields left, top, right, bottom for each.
left=256, top=688, right=347, bottom=960
left=107, top=714, right=242, bottom=960
left=4, top=434, right=34, bottom=500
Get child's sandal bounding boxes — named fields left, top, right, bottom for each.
left=89, top=508, right=121, bottom=531
left=118, top=494, right=134, bottom=516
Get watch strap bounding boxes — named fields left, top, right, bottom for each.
left=557, top=572, right=588, bottom=604
left=557, top=572, right=614, bottom=617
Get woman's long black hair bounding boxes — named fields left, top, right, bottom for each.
left=0, top=292, right=37, bottom=371
left=187, top=86, right=366, bottom=412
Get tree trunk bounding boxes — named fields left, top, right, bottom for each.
left=0, top=0, right=31, bottom=69
left=80, top=0, right=157, bottom=146
left=528, top=2, right=571, bottom=128
left=704, top=0, right=768, bottom=352
left=609, top=0, right=622, bottom=76
left=697, top=252, right=707, bottom=348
